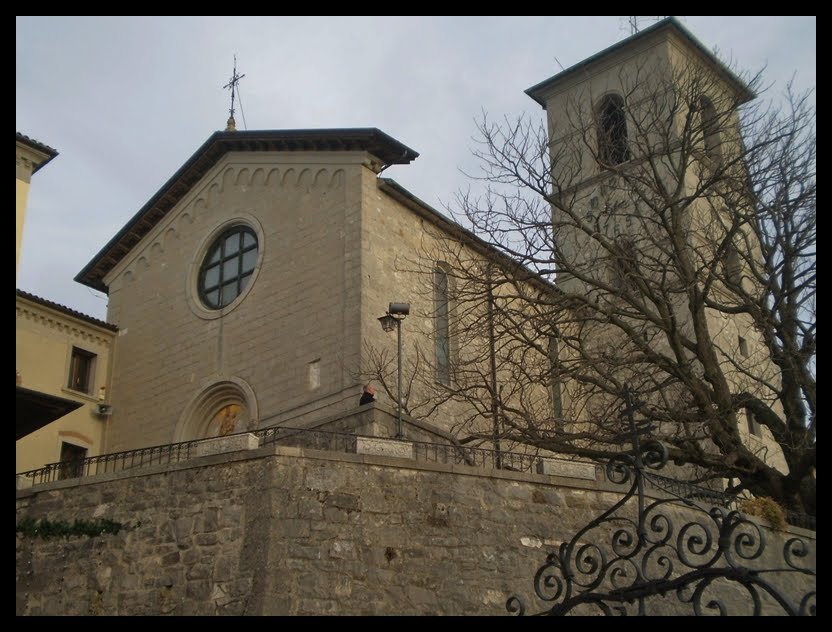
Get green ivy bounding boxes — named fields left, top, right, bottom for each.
left=16, top=517, right=125, bottom=540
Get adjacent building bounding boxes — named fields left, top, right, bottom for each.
left=16, top=134, right=117, bottom=475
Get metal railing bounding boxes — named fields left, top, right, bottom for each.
left=17, top=426, right=369, bottom=486
left=19, top=439, right=203, bottom=486
left=17, top=424, right=815, bottom=532
left=16, top=426, right=545, bottom=485
left=644, top=473, right=817, bottom=531
left=644, top=471, right=734, bottom=508
left=258, top=426, right=542, bottom=472
left=411, top=440, right=541, bottom=472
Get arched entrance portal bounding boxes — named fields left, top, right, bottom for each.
left=174, top=377, right=259, bottom=442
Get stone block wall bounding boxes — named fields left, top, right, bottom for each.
left=16, top=445, right=815, bottom=616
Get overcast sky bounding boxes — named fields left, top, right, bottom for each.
left=16, top=16, right=816, bottom=322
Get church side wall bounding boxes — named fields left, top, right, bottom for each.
left=359, top=176, right=541, bottom=437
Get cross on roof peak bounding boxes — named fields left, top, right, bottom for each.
left=222, top=55, right=246, bottom=131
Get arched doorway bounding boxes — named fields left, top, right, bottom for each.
left=174, top=377, right=259, bottom=442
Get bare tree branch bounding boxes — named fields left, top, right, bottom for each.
left=371, top=57, right=815, bottom=514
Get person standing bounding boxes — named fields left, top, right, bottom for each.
left=359, top=383, right=376, bottom=405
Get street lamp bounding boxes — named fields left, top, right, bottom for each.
left=378, top=302, right=410, bottom=439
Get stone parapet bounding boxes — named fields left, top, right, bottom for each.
left=356, top=436, right=414, bottom=459
left=193, top=433, right=259, bottom=458
left=537, top=458, right=598, bottom=481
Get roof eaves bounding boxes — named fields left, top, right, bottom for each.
left=76, top=128, right=419, bottom=292
left=16, top=288, right=118, bottom=332
left=378, top=178, right=558, bottom=295
left=525, top=17, right=754, bottom=107
left=16, top=132, right=59, bottom=173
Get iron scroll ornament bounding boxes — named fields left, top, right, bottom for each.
left=506, top=391, right=816, bottom=616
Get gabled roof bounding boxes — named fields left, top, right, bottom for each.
left=16, top=132, right=58, bottom=173
left=16, top=288, right=118, bottom=332
left=526, top=17, right=755, bottom=107
left=76, top=128, right=419, bottom=292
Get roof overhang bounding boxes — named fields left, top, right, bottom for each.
left=526, top=17, right=755, bottom=108
left=16, top=386, right=83, bottom=440
left=76, top=128, right=419, bottom=293
left=16, top=132, right=59, bottom=174
left=17, top=288, right=118, bottom=332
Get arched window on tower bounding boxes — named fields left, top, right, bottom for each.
left=597, top=94, right=630, bottom=167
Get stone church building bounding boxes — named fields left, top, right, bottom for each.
left=61, top=17, right=785, bottom=469
left=75, top=129, right=409, bottom=447
left=16, top=17, right=787, bottom=468
left=16, top=18, right=806, bottom=616
left=72, top=127, right=512, bottom=451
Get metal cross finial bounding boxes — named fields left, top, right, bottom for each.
left=223, top=55, right=246, bottom=129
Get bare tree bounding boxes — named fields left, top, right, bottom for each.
left=371, top=59, right=815, bottom=515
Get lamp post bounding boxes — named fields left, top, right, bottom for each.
left=378, top=302, right=410, bottom=439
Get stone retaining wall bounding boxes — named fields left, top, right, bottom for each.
left=15, top=445, right=815, bottom=615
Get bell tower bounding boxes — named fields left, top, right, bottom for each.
left=525, top=17, right=754, bottom=293
left=525, top=18, right=788, bottom=474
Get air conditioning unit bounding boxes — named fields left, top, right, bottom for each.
left=96, top=403, right=113, bottom=416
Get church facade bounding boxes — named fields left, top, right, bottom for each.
left=74, top=129, right=516, bottom=451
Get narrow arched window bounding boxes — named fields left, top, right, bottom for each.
left=434, top=264, right=451, bottom=385
left=548, top=334, right=563, bottom=421
left=597, top=94, right=630, bottom=166
left=700, top=96, right=721, bottom=164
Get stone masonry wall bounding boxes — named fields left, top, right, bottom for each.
left=16, top=445, right=815, bottom=615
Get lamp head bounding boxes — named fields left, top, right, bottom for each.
left=378, top=313, right=397, bottom=332
left=388, top=302, right=410, bottom=316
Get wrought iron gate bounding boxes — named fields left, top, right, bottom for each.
left=507, top=390, right=816, bottom=616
